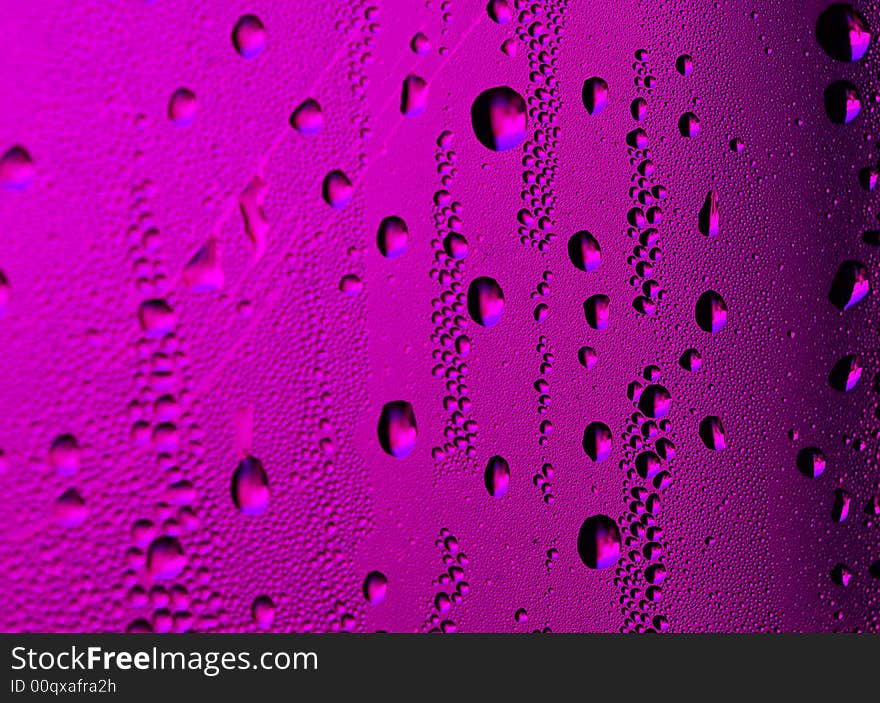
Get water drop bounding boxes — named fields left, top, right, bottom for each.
left=484, top=455, right=510, bottom=498
left=252, top=595, right=275, bottom=628
left=377, top=216, right=409, bottom=259
left=467, top=276, right=504, bottom=327
left=378, top=401, right=417, bottom=458
left=829, top=353, right=862, bottom=392
left=363, top=571, right=388, bottom=605
left=796, top=447, right=826, bottom=478
left=138, top=299, right=176, bottom=338
left=567, top=231, right=601, bottom=272
left=471, top=86, right=527, bottom=152
left=680, top=348, right=702, bottom=372
left=411, top=32, right=431, bottom=55
left=147, top=536, right=186, bottom=579
left=816, top=4, right=871, bottom=62
left=582, top=77, right=609, bottom=115
left=239, top=176, right=268, bottom=261
left=584, top=294, right=610, bottom=330
left=0, top=146, right=34, bottom=190
left=578, top=346, right=598, bottom=370
left=53, top=488, right=87, bottom=528
left=676, top=54, right=694, bottom=76
left=577, top=514, right=621, bottom=569
left=638, top=384, right=672, bottom=419
left=698, top=416, right=726, bottom=450
left=832, top=489, right=851, bottom=523
left=232, top=15, right=266, bottom=59
left=183, top=239, right=224, bottom=292
left=487, top=0, right=512, bottom=24
left=695, top=290, right=727, bottom=333
left=167, top=88, right=197, bottom=127
left=829, top=260, right=869, bottom=310
left=824, top=81, right=861, bottom=123
left=322, top=170, right=353, bottom=209
left=401, top=75, right=428, bottom=117
left=231, top=456, right=270, bottom=516
left=698, top=189, right=719, bottom=237
left=289, top=98, right=323, bottom=135
left=443, top=233, right=468, bottom=260
left=49, top=434, right=81, bottom=476
left=582, top=421, right=612, bottom=462
left=679, top=112, right=700, bottom=137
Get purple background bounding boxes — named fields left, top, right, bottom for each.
left=1, top=0, right=879, bottom=633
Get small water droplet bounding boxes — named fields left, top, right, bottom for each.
left=147, top=536, right=186, bottom=579
left=824, top=81, right=861, bottom=123
left=796, top=447, right=826, bottom=478
left=252, top=595, right=275, bottom=628
left=138, top=299, right=176, bottom=338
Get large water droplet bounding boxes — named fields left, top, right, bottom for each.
left=467, top=276, right=504, bottom=327
left=695, top=290, right=727, bottom=333
left=487, top=0, right=513, bottom=24
left=484, top=455, right=510, bottom=498
left=363, top=571, right=388, bottom=605
left=231, top=456, right=270, bottom=516
left=582, top=421, right=612, bottom=462
left=322, top=170, right=353, bottom=209
left=638, top=384, right=672, bottom=419
left=401, top=75, right=428, bottom=117
left=378, top=401, right=417, bottom=458
left=829, top=260, right=869, bottom=310
left=698, top=190, right=719, bottom=237
left=0, top=146, right=35, bottom=190
left=577, top=514, right=621, bottom=569
left=147, top=536, right=187, bottom=579
left=698, top=416, right=726, bottom=450
left=290, top=98, right=323, bottom=135
left=49, top=434, right=81, bottom=476
left=0, top=270, right=9, bottom=318
left=797, top=447, right=826, bottom=478
left=679, top=112, right=700, bottom=137
left=824, top=81, right=861, bottom=123
left=232, top=15, right=266, bottom=59
left=568, top=230, right=601, bottom=272
left=168, top=88, right=197, bottom=127
left=53, top=488, right=87, bottom=528
left=471, top=86, right=527, bottom=152
left=138, top=299, right=176, bottom=338
left=829, top=353, right=862, bottom=392
left=832, top=489, right=851, bottom=523
left=582, top=77, right=609, bottom=115
left=636, top=450, right=662, bottom=480
left=817, top=4, right=871, bottom=62
left=377, top=216, right=409, bottom=259
left=584, top=294, right=610, bottom=330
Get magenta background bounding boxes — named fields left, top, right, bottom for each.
left=1, top=0, right=879, bottom=633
